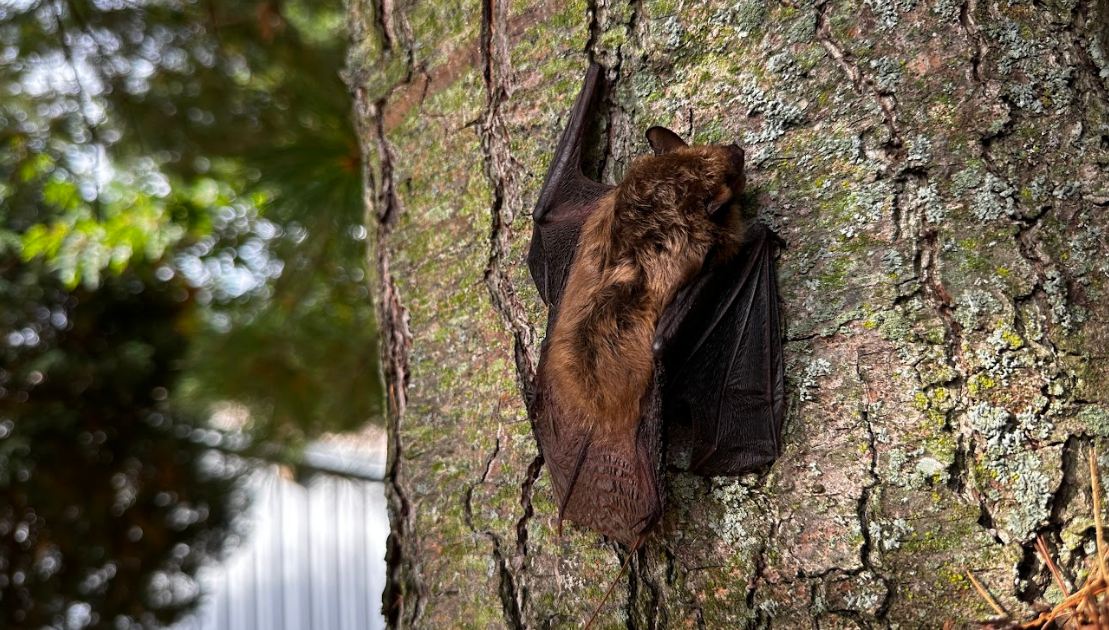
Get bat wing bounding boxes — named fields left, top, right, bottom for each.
left=527, top=62, right=613, bottom=313
left=527, top=64, right=659, bottom=546
left=657, top=222, right=785, bottom=475
left=531, top=367, right=663, bottom=547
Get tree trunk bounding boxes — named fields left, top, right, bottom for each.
left=345, top=0, right=1109, bottom=627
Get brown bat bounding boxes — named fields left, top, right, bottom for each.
left=527, top=63, right=785, bottom=551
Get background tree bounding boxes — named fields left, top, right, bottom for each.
left=1, top=0, right=382, bottom=627
left=347, top=0, right=1109, bottom=627
left=0, top=262, right=241, bottom=628
left=2, top=0, right=381, bottom=439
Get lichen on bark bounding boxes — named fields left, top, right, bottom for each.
left=346, top=0, right=1109, bottom=627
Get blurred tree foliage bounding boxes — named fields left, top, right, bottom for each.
left=0, top=259, right=243, bottom=628
left=0, top=0, right=382, bottom=626
left=0, top=0, right=381, bottom=438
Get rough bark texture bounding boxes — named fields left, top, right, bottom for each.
left=344, top=0, right=1109, bottom=627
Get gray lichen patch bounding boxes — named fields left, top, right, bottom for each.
left=965, top=401, right=1064, bottom=542
left=984, top=16, right=1075, bottom=114
left=709, top=478, right=766, bottom=548
left=651, top=472, right=769, bottom=626
left=821, top=570, right=889, bottom=618
left=862, top=0, right=921, bottom=31
left=1076, top=405, right=1109, bottom=438
left=733, top=82, right=808, bottom=145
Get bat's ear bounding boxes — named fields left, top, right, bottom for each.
left=726, top=143, right=745, bottom=172
left=707, top=144, right=746, bottom=216
left=726, top=143, right=746, bottom=193
left=646, top=126, right=688, bottom=155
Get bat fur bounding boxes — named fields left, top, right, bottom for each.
left=545, top=140, right=748, bottom=445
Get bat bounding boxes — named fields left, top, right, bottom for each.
left=526, top=62, right=785, bottom=553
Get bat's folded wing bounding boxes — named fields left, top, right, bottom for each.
left=531, top=366, right=663, bottom=547
left=527, top=62, right=612, bottom=312
left=658, top=223, right=785, bottom=476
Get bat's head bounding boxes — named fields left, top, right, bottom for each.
left=644, top=126, right=745, bottom=217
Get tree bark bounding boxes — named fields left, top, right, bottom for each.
left=345, top=0, right=1109, bottom=627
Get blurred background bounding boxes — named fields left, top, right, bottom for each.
left=0, top=0, right=387, bottom=628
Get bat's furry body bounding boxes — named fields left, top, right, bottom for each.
left=546, top=147, right=747, bottom=442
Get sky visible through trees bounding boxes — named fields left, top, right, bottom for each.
left=0, top=1, right=382, bottom=627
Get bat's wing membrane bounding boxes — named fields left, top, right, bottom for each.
left=657, top=223, right=785, bottom=475
left=527, top=62, right=613, bottom=312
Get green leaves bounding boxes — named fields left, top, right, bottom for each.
left=19, top=152, right=55, bottom=184
left=20, top=180, right=193, bottom=288
left=184, top=262, right=383, bottom=442
left=41, top=178, right=80, bottom=211
left=20, top=221, right=67, bottom=261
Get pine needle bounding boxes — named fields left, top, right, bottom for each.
left=1091, top=450, right=1108, bottom=583
left=584, top=535, right=646, bottom=630
left=967, top=569, right=1009, bottom=618
left=1037, top=534, right=1072, bottom=598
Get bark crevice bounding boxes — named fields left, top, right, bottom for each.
left=816, top=1, right=904, bottom=153
left=366, top=96, right=421, bottom=628
left=463, top=431, right=528, bottom=630
left=959, top=0, right=988, bottom=84
left=854, top=349, right=894, bottom=623
left=478, top=0, right=539, bottom=399
left=475, top=0, right=541, bottom=626
left=1071, top=0, right=1109, bottom=106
